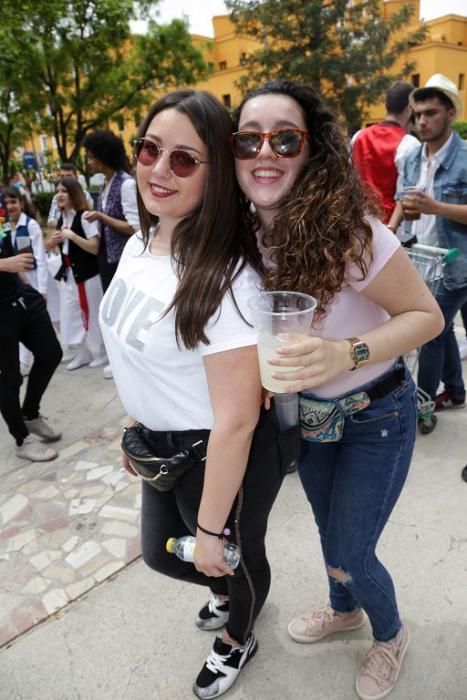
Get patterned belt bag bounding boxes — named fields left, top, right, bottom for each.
left=300, top=392, right=370, bottom=443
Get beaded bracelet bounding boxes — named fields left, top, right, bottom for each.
left=197, top=521, right=231, bottom=539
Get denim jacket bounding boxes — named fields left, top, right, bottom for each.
left=402, top=131, right=467, bottom=290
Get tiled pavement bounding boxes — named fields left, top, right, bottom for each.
left=0, top=420, right=142, bottom=648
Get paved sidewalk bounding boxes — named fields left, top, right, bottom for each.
left=1, top=356, right=467, bottom=699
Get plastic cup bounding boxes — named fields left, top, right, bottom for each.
left=400, top=186, right=423, bottom=221
left=248, top=291, right=317, bottom=392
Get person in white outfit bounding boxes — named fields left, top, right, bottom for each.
left=2, top=187, right=49, bottom=376
left=50, top=177, right=106, bottom=370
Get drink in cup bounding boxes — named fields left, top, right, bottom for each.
left=401, top=186, right=423, bottom=221
left=248, top=291, right=317, bottom=393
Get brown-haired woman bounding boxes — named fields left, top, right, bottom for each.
left=233, top=80, right=444, bottom=700
left=98, top=89, right=288, bottom=699
left=50, top=176, right=106, bottom=370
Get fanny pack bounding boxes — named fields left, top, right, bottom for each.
left=121, top=423, right=208, bottom=492
left=300, top=366, right=405, bottom=443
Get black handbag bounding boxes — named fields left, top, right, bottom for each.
left=121, top=423, right=206, bottom=492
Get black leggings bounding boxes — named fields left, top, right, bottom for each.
left=0, top=285, right=62, bottom=444
left=141, top=407, right=291, bottom=644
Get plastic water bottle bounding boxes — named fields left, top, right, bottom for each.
left=274, top=392, right=299, bottom=430
left=166, top=536, right=241, bottom=569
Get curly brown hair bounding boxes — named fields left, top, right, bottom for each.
left=234, top=81, right=380, bottom=316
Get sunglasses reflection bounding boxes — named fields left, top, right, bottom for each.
left=231, top=129, right=309, bottom=159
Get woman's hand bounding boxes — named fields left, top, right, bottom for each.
left=60, top=227, right=76, bottom=241
left=122, top=452, right=138, bottom=477
left=267, top=333, right=351, bottom=392
left=82, top=211, right=102, bottom=223
left=193, top=532, right=234, bottom=578
left=50, top=231, right=64, bottom=247
left=262, top=389, right=273, bottom=410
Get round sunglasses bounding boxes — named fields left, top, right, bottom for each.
left=231, top=128, right=309, bottom=160
left=133, top=137, right=208, bottom=178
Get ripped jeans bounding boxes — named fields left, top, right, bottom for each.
left=298, top=363, right=416, bottom=642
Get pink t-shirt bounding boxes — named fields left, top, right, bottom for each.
left=307, top=217, right=400, bottom=398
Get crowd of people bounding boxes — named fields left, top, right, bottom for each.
left=0, top=72, right=465, bottom=700
left=0, top=130, right=140, bottom=461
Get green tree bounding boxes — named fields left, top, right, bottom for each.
left=0, top=0, right=207, bottom=175
left=226, top=0, right=428, bottom=130
left=453, top=121, right=467, bottom=140
left=0, top=4, right=46, bottom=182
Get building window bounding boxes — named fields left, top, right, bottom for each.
left=459, top=74, right=465, bottom=90
left=222, top=94, right=231, bottom=108
left=411, top=74, right=420, bottom=87
left=115, top=115, right=124, bottom=132
left=219, top=61, right=227, bottom=71
left=39, top=134, right=48, bottom=151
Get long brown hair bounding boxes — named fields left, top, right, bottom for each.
left=234, top=80, right=378, bottom=316
left=136, top=90, right=262, bottom=349
left=56, top=176, right=89, bottom=212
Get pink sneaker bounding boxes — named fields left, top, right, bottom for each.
left=288, top=606, right=365, bottom=643
left=356, top=623, right=410, bottom=700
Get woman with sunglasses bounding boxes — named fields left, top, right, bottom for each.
left=232, top=80, right=443, bottom=700
left=99, top=90, right=287, bottom=699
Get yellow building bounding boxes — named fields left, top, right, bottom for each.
left=22, top=2, right=467, bottom=171
left=190, top=3, right=466, bottom=125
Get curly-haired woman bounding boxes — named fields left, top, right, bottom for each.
left=232, top=80, right=443, bottom=700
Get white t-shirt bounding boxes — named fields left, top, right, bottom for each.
left=99, top=233, right=261, bottom=430
left=307, top=217, right=400, bottom=399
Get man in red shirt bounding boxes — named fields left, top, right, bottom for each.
left=352, top=81, right=419, bottom=223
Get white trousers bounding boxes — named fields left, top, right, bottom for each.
left=58, top=272, right=104, bottom=350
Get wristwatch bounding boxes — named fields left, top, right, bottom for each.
left=346, top=336, right=370, bottom=371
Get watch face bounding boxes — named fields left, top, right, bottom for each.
left=354, top=342, right=369, bottom=363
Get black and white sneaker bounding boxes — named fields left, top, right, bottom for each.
left=193, top=633, right=257, bottom=699
left=196, top=593, right=230, bottom=630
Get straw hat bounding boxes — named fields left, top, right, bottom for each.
left=410, top=74, right=463, bottom=120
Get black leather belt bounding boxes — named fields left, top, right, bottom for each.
left=139, top=425, right=210, bottom=460
left=365, top=366, right=405, bottom=401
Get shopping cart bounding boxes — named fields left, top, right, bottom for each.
left=404, top=243, right=460, bottom=435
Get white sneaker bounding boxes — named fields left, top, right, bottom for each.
left=89, top=354, right=108, bottom=368
left=458, top=338, right=467, bottom=361
left=24, top=415, right=61, bottom=442
left=16, top=435, right=58, bottom=462
left=61, top=346, right=78, bottom=363
left=66, top=348, right=92, bottom=371
left=102, top=363, right=113, bottom=379
left=193, top=633, right=257, bottom=699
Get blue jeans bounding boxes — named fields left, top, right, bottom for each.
left=418, top=282, right=467, bottom=401
left=298, top=363, right=416, bottom=642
